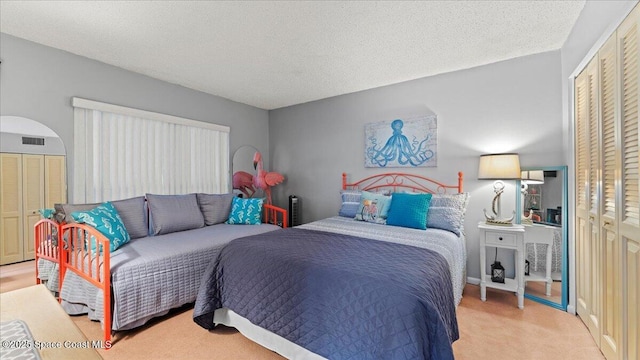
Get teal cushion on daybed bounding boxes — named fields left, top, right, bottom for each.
left=386, top=192, right=433, bottom=230
left=227, top=197, right=264, bottom=225
left=71, top=201, right=131, bottom=252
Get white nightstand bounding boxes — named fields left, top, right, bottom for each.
left=478, top=222, right=525, bottom=309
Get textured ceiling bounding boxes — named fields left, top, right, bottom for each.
left=0, top=1, right=585, bottom=110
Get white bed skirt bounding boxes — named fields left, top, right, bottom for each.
left=213, top=308, right=326, bottom=360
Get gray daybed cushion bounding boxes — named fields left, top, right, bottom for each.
left=110, top=196, right=148, bottom=239
left=147, top=193, right=205, bottom=235
left=54, top=196, right=148, bottom=240
left=196, top=193, right=235, bottom=226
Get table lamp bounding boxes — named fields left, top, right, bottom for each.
left=478, top=153, right=521, bottom=225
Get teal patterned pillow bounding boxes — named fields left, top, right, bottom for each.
left=354, top=190, right=392, bottom=224
left=386, top=192, right=433, bottom=230
left=227, top=197, right=264, bottom=225
left=71, top=202, right=131, bottom=253
left=39, top=208, right=55, bottom=220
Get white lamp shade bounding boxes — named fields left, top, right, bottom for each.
left=478, top=153, right=521, bottom=180
left=521, top=170, right=544, bottom=184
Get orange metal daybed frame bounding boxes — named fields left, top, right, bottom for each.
left=34, top=219, right=64, bottom=292
left=342, top=171, right=464, bottom=193
left=34, top=204, right=287, bottom=348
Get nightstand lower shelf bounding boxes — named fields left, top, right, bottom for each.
left=482, top=277, right=518, bottom=293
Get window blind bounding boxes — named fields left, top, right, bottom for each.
left=73, top=98, right=229, bottom=203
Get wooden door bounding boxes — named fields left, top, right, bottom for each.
left=0, top=153, right=24, bottom=265
left=576, top=57, right=603, bottom=345
left=618, top=5, right=640, bottom=360
left=45, top=155, right=66, bottom=208
left=22, top=154, right=44, bottom=261
left=575, top=67, right=592, bottom=335
left=599, top=34, right=622, bottom=360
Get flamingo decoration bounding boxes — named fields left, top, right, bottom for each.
left=232, top=171, right=256, bottom=198
left=253, top=151, right=285, bottom=205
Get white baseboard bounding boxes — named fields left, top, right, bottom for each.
left=466, top=277, right=480, bottom=285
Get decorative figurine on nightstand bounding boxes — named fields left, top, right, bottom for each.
left=483, top=181, right=516, bottom=225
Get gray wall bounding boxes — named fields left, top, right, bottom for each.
left=269, top=50, right=564, bottom=279
left=0, top=33, right=270, bottom=202
left=1, top=132, right=65, bottom=155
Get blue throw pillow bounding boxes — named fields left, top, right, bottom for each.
left=386, top=193, right=433, bottom=230
left=354, top=190, right=392, bottom=224
left=227, top=197, right=264, bottom=225
left=338, top=190, right=361, bottom=218
left=71, top=202, right=131, bottom=253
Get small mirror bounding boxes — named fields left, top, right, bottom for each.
left=516, top=166, right=568, bottom=310
left=231, top=145, right=263, bottom=198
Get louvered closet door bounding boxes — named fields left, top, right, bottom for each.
left=575, top=6, right=639, bottom=359
left=575, top=68, right=590, bottom=323
left=22, top=155, right=44, bottom=261
left=599, top=34, right=622, bottom=360
left=575, top=59, right=602, bottom=345
left=618, top=6, right=640, bottom=360
left=575, top=68, right=590, bottom=331
left=0, top=153, right=24, bottom=265
left=44, top=155, right=66, bottom=208
left=586, top=58, right=603, bottom=346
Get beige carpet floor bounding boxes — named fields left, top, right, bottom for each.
left=1, top=260, right=604, bottom=359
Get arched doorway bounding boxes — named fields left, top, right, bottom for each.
left=0, top=116, right=66, bottom=264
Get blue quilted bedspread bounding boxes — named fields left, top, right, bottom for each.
left=193, top=228, right=458, bottom=360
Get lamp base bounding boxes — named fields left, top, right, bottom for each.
left=483, top=182, right=515, bottom=225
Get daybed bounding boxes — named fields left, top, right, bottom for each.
left=34, top=193, right=287, bottom=346
left=194, top=172, right=468, bottom=360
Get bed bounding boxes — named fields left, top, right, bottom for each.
left=193, top=172, right=467, bottom=360
left=34, top=194, right=287, bottom=347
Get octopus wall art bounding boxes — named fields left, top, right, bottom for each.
left=364, top=115, right=437, bottom=168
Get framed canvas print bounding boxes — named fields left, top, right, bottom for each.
left=364, top=115, right=437, bottom=168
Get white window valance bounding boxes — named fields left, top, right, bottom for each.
left=73, top=97, right=230, bottom=203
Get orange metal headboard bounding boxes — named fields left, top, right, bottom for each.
left=342, top=172, right=464, bottom=194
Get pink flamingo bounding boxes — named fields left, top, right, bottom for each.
left=232, top=171, right=256, bottom=198
left=253, top=152, right=284, bottom=205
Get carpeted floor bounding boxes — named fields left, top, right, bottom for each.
left=1, top=260, right=604, bottom=359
